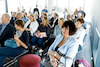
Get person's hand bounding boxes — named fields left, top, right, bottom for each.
left=48, top=50, right=55, bottom=56
left=25, top=28, right=28, bottom=30
left=34, top=33, right=37, bottom=36
left=51, top=26, right=53, bottom=28
left=14, top=35, right=19, bottom=41
left=50, top=58, right=59, bottom=67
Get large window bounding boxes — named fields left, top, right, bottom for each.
left=0, top=0, right=6, bottom=16
left=20, top=0, right=36, bottom=13
left=38, top=0, right=48, bottom=15
left=57, top=0, right=69, bottom=13
left=8, top=0, right=20, bottom=14
left=69, top=0, right=84, bottom=13
left=38, top=0, right=47, bottom=12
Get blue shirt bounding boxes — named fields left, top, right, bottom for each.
left=22, top=17, right=29, bottom=23
left=83, top=21, right=87, bottom=29
left=49, top=34, right=79, bottom=67
left=53, top=25, right=61, bottom=38
left=42, top=9, right=48, bottom=13
left=0, top=22, right=9, bottom=35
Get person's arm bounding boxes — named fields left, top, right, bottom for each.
left=77, top=29, right=86, bottom=42
left=49, top=42, right=79, bottom=67
left=53, top=25, right=57, bottom=37
left=46, top=26, right=51, bottom=37
left=16, top=41, right=20, bottom=47
left=48, top=51, right=59, bottom=67
left=25, top=28, right=32, bottom=31
left=59, top=42, right=79, bottom=67
left=14, top=35, right=28, bottom=49
left=0, top=25, right=15, bottom=43
left=31, top=21, right=39, bottom=34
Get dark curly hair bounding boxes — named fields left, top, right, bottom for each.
left=62, top=20, right=77, bottom=35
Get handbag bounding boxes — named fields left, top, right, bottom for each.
left=4, top=39, right=18, bottom=48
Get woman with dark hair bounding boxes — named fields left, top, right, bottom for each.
left=0, top=19, right=29, bottom=67
left=45, top=21, right=79, bottom=67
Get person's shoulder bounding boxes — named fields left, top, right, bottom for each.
left=56, top=34, right=63, bottom=38
left=70, top=36, right=78, bottom=42
left=8, top=23, right=14, bottom=29
left=23, top=30, right=29, bottom=35
left=55, top=25, right=59, bottom=28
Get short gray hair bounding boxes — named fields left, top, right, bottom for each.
left=4, top=13, right=10, bottom=20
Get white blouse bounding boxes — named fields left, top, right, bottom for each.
left=24, top=20, right=39, bottom=36
left=73, top=27, right=86, bottom=46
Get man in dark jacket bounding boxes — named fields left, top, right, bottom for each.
left=0, top=14, right=15, bottom=47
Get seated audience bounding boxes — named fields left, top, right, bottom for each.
left=77, top=7, right=86, bottom=18
left=66, top=14, right=71, bottom=21
left=33, top=5, right=39, bottom=17
left=24, top=14, right=39, bottom=39
left=22, top=13, right=29, bottom=23
left=63, top=9, right=69, bottom=21
left=0, top=14, right=15, bottom=47
left=42, top=6, right=48, bottom=14
left=50, top=13, right=58, bottom=29
left=0, top=19, right=29, bottom=67
left=51, top=7, right=56, bottom=17
left=31, top=17, right=51, bottom=47
left=17, top=7, right=20, bottom=13
left=10, top=12, right=16, bottom=26
left=47, top=21, right=79, bottom=67
left=16, top=13, right=22, bottom=20
left=22, top=6, right=26, bottom=13
left=42, top=18, right=64, bottom=51
left=53, top=18, right=64, bottom=38
left=74, top=8, right=78, bottom=19
left=74, top=18, right=86, bottom=46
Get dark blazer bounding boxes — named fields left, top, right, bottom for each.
left=10, top=17, right=16, bottom=26
left=0, top=23, right=15, bottom=47
left=50, top=17, right=58, bottom=28
left=33, top=8, right=39, bottom=15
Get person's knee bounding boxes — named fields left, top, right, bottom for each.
left=31, top=36, right=37, bottom=44
left=38, top=39, right=43, bottom=47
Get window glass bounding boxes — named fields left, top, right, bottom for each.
left=0, top=0, right=6, bottom=17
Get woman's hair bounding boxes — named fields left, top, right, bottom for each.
left=54, top=13, right=58, bottom=17
left=60, top=18, right=65, bottom=23
left=14, top=19, right=25, bottom=28
left=30, top=14, right=36, bottom=22
left=76, top=18, right=84, bottom=24
left=42, top=17, right=49, bottom=27
left=62, top=20, right=77, bottom=35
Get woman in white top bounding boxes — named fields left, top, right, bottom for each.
left=24, top=14, right=39, bottom=38
left=74, top=18, right=86, bottom=46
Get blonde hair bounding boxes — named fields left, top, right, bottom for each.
left=42, top=17, right=49, bottom=27
left=60, top=18, right=65, bottom=23
left=30, top=14, right=36, bottom=22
